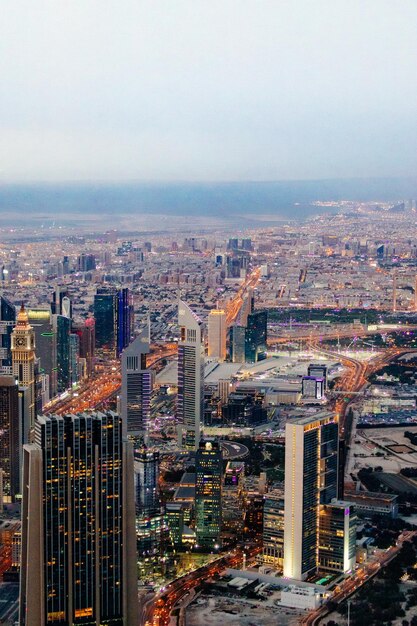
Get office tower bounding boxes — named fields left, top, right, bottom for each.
left=121, top=323, right=152, bottom=440
left=51, top=286, right=72, bottom=317
left=166, top=502, right=185, bottom=550
left=229, top=325, right=246, bottom=363
left=308, top=363, right=327, bottom=388
left=94, top=288, right=118, bottom=353
left=117, top=287, right=132, bottom=356
left=77, top=253, right=96, bottom=272
left=19, top=412, right=138, bottom=626
left=227, top=238, right=239, bottom=251
left=27, top=308, right=56, bottom=398
left=241, top=238, right=252, bottom=251
left=283, top=412, right=339, bottom=581
left=69, top=333, right=79, bottom=386
left=134, top=447, right=166, bottom=574
left=0, top=295, right=16, bottom=374
left=318, top=501, right=357, bottom=574
left=207, top=309, right=227, bottom=361
left=54, top=314, right=71, bottom=394
left=94, top=287, right=131, bottom=357
left=195, top=440, right=222, bottom=550
left=302, top=376, right=325, bottom=400
left=74, top=317, right=95, bottom=378
left=245, top=309, right=267, bottom=363
left=177, top=300, right=204, bottom=450
left=0, top=376, right=19, bottom=501
left=11, top=304, right=36, bottom=429
left=263, top=488, right=285, bottom=569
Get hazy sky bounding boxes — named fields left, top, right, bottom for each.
left=1, top=1, right=417, bottom=182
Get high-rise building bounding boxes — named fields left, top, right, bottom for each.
left=77, top=253, right=96, bottom=272
left=121, top=322, right=152, bottom=440
left=74, top=317, right=95, bottom=378
left=0, top=375, right=19, bottom=501
left=134, top=447, right=167, bottom=574
left=263, top=488, right=285, bottom=570
left=11, top=304, right=36, bottom=430
left=0, top=295, right=16, bottom=374
left=229, top=324, right=246, bottom=363
left=283, top=412, right=339, bottom=581
left=195, top=440, right=222, bottom=550
left=207, top=309, right=227, bottom=361
left=19, top=412, right=138, bottom=626
left=308, top=364, right=327, bottom=388
left=94, top=287, right=131, bottom=357
left=177, top=300, right=204, bottom=450
left=94, top=288, right=118, bottom=354
left=318, top=501, right=357, bottom=574
left=54, top=314, right=71, bottom=394
left=245, top=309, right=267, bottom=363
left=27, top=308, right=56, bottom=398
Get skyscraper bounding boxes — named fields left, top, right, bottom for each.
left=318, top=501, right=357, bottom=574
left=177, top=300, right=204, bottom=450
left=195, top=439, right=222, bottom=550
left=94, top=287, right=131, bottom=357
left=207, top=309, right=227, bottom=361
left=54, top=314, right=71, bottom=394
left=94, top=288, right=118, bottom=354
left=74, top=317, right=95, bottom=378
left=245, top=309, right=267, bottom=363
left=283, top=412, right=339, bottom=581
left=263, top=488, right=285, bottom=570
left=121, top=322, right=152, bottom=440
left=0, top=375, right=19, bottom=502
left=11, top=304, right=36, bottom=430
left=134, top=447, right=167, bottom=574
left=19, top=412, right=138, bottom=626
left=0, top=295, right=16, bottom=374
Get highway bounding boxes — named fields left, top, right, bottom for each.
left=43, top=344, right=177, bottom=415
left=142, top=544, right=261, bottom=626
left=225, top=267, right=261, bottom=326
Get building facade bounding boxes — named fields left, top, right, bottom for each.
left=0, top=375, right=19, bottom=501
left=283, top=412, right=339, bottom=580
left=11, top=304, right=36, bottom=430
left=195, top=440, right=222, bottom=550
left=177, top=300, right=204, bottom=450
left=207, top=309, right=227, bottom=361
left=121, top=327, right=152, bottom=440
left=19, top=412, right=138, bottom=626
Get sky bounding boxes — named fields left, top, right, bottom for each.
left=1, top=1, right=417, bottom=182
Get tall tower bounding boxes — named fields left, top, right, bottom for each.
left=208, top=309, right=227, bottom=361
left=414, top=275, right=417, bottom=312
left=283, top=412, right=339, bottom=581
left=393, top=270, right=397, bottom=312
left=0, top=375, right=19, bottom=501
left=11, top=304, right=36, bottom=429
left=177, top=300, right=204, bottom=450
left=121, top=321, right=152, bottom=441
left=0, top=295, right=16, bottom=374
left=19, top=412, right=138, bottom=626
left=195, top=440, right=222, bottom=550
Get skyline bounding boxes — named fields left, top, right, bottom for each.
left=2, top=1, right=417, bottom=182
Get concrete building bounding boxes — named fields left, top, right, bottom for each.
left=121, top=322, right=152, bottom=440
left=208, top=309, right=227, bottom=361
left=177, top=300, right=204, bottom=450
left=11, top=304, right=36, bottom=431
left=263, top=488, right=285, bottom=570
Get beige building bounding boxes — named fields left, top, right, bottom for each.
left=208, top=309, right=227, bottom=361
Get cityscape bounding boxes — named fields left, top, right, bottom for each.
left=0, top=202, right=415, bottom=625
left=2, top=2, right=417, bottom=626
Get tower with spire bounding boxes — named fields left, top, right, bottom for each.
left=11, top=303, right=36, bottom=429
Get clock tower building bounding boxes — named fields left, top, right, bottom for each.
left=11, top=303, right=36, bottom=430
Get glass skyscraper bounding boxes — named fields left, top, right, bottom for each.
left=283, top=412, right=339, bottom=580
left=0, top=295, right=16, bottom=374
left=19, top=412, right=138, bottom=626
left=195, top=440, right=222, bottom=550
